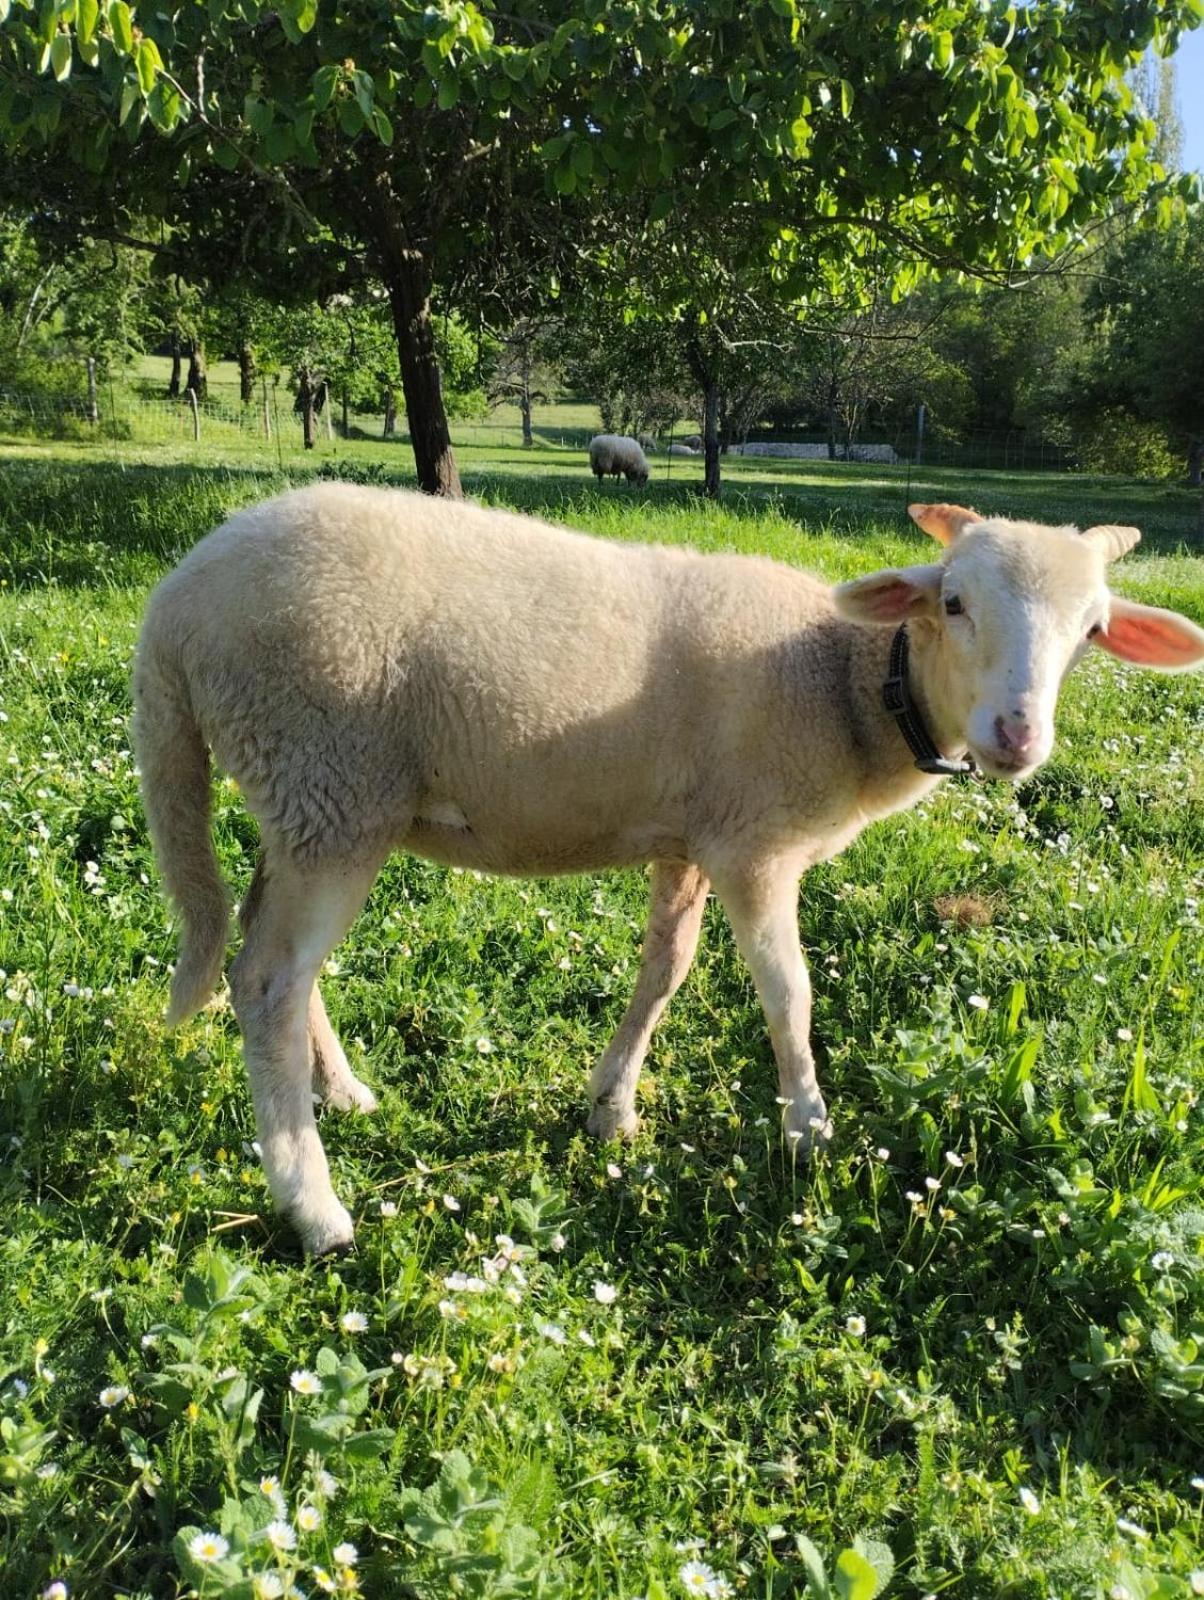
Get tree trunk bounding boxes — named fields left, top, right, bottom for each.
left=167, top=331, right=182, bottom=399
left=718, top=390, right=729, bottom=456
left=85, top=356, right=99, bottom=425
left=238, top=343, right=257, bottom=405
left=186, top=339, right=207, bottom=402
left=382, top=248, right=461, bottom=496
left=1188, top=437, right=1202, bottom=489
left=342, top=388, right=350, bottom=438
left=383, top=385, right=397, bottom=437
left=701, top=381, right=721, bottom=498
left=520, top=344, right=533, bottom=447
left=298, top=365, right=316, bottom=450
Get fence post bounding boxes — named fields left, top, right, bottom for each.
left=915, top=402, right=925, bottom=467
left=187, top=387, right=200, bottom=443
left=262, top=375, right=272, bottom=441
left=323, top=382, right=333, bottom=442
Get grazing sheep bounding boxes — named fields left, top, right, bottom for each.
left=133, top=489, right=1204, bottom=1255
left=589, top=433, right=650, bottom=486
left=667, top=442, right=699, bottom=457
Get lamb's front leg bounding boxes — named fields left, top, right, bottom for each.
left=712, top=860, right=832, bottom=1155
left=587, top=862, right=709, bottom=1139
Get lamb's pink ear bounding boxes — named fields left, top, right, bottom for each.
left=1094, top=596, right=1204, bottom=672
left=907, top=502, right=981, bottom=547
left=833, top=564, right=944, bottom=625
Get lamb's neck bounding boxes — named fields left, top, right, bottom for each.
left=846, top=620, right=969, bottom=816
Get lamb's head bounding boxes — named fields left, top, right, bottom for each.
left=833, top=501, right=1204, bottom=782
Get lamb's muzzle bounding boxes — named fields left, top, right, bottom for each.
left=132, top=483, right=1204, bottom=1254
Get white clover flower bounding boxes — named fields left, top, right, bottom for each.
left=290, top=1369, right=321, bottom=1396
left=606, top=1162, right=623, bottom=1179
left=99, top=1384, right=129, bottom=1408
left=297, top=1504, right=321, bottom=1532
left=944, top=1151, right=964, bottom=1168
left=332, top=1542, right=358, bottom=1566
left=789, top=1212, right=804, bottom=1225
left=476, top=1036, right=494, bottom=1054
left=967, top=993, right=989, bottom=1011
left=442, top=1194, right=461, bottom=1212
left=875, top=1147, right=890, bottom=1161
left=189, top=1531, right=230, bottom=1563
left=265, top=1519, right=297, bottom=1552
left=1152, top=1251, right=1174, bottom=1272
left=1117, top=1027, right=1134, bottom=1042
left=379, top=1201, right=398, bottom=1218
left=537, top=1322, right=567, bottom=1345
left=844, top=1315, right=867, bottom=1337
left=549, top=1232, right=567, bottom=1252
left=1018, top=1486, right=1040, bottom=1515
left=593, top=1281, right=618, bottom=1305
left=339, top=1310, right=368, bottom=1334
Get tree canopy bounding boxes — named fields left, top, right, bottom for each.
left=1, top=0, right=1199, bottom=492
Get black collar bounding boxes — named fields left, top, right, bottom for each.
left=882, top=626, right=976, bottom=778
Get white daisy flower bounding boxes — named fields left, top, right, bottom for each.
left=265, top=1519, right=296, bottom=1551
left=99, top=1384, right=129, bottom=1408
left=537, top=1322, right=567, bottom=1345
left=332, top=1542, right=358, bottom=1566
left=443, top=1194, right=461, bottom=1212
left=189, top=1531, right=229, bottom=1563
left=844, top=1315, right=867, bottom=1337
left=315, top=1469, right=339, bottom=1499
left=1018, top=1486, right=1040, bottom=1515
left=297, top=1503, right=321, bottom=1531
left=593, top=1281, right=617, bottom=1305
left=43, top=1584, right=70, bottom=1600
left=291, top=1369, right=321, bottom=1395
left=679, top=1560, right=719, bottom=1595
left=339, top=1310, right=368, bottom=1334
left=252, top=1575, right=284, bottom=1599
left=967, top=993, right=989, bottom=1011
left=379, top=1200, right=398, bottom=1218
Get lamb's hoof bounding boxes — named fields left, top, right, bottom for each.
left=323, top=1076, right=379, bottom=1115
left=587, top=1101, right=640, bottom=1141
left=784, top=1110, right=834, bottom=1158
left=298, top=1201, right=356, bottom=1259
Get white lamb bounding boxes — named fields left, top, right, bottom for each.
left=132, top=489, right=1204, bottom=1255
left=589, top=433, right=650, bottom=485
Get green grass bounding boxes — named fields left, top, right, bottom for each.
left=1, top=440, right=1203, bottom=1600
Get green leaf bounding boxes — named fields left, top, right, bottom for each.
left=436, top=73, right=460, bottom=111
left=372, top=106, right=393, bottom=146
left=833, top=1548, right=880, bottom=1600
left=50, top=33, right=71, bottom=80
left=795, top=1533, right=830, bottom=1598
left=77, top=0, right=97, bottom=45
left=840, top=79, right=854, bottom=117
left=148, top=76, right=181, bottom=130
left=312, top=64, right=339, bottom=113
left=107, top=0, right=132, bottom=54
left=851, top=1536, right=894, bottom=1593
left=135, top=36, right=161, bottom=95
left=933, top=31, right=954, bottom=71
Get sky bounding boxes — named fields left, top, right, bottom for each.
left=1172, top=27, right=1204, bottom=172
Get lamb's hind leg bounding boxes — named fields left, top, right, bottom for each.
left=244, top=859, right=378, bottom=1115
left=231, top=847, right=383, bottom=1255
left=309, top=987, right=378, bottom=1113
left=587, top=862, right=709, bottom=1139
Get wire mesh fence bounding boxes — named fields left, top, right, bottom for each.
left=0, top=386, right=1082, bottom=474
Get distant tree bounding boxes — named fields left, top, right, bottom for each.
left=1086, top=210, right=1204, bottom=491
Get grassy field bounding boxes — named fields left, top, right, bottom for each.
left=1, top=435, right=1203, bottom=1599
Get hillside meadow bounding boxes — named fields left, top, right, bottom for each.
left=1, top=435, right=1203, bottom=1598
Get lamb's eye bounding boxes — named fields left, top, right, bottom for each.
left=1087, top=622, right=1102, bottom=639
left=944, top=595, right=963, bottom=617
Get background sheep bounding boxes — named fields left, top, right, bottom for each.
left=589, top=433, right=650, bottom=485
left=133, top=487, right=1204, bottom=1256
left=668, top=441, right=699, bottom=456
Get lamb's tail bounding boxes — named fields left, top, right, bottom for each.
left=131, top=618, right=229, bottom=1026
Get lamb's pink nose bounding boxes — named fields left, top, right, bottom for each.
left=994, top=715, right=1038, bottom=757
